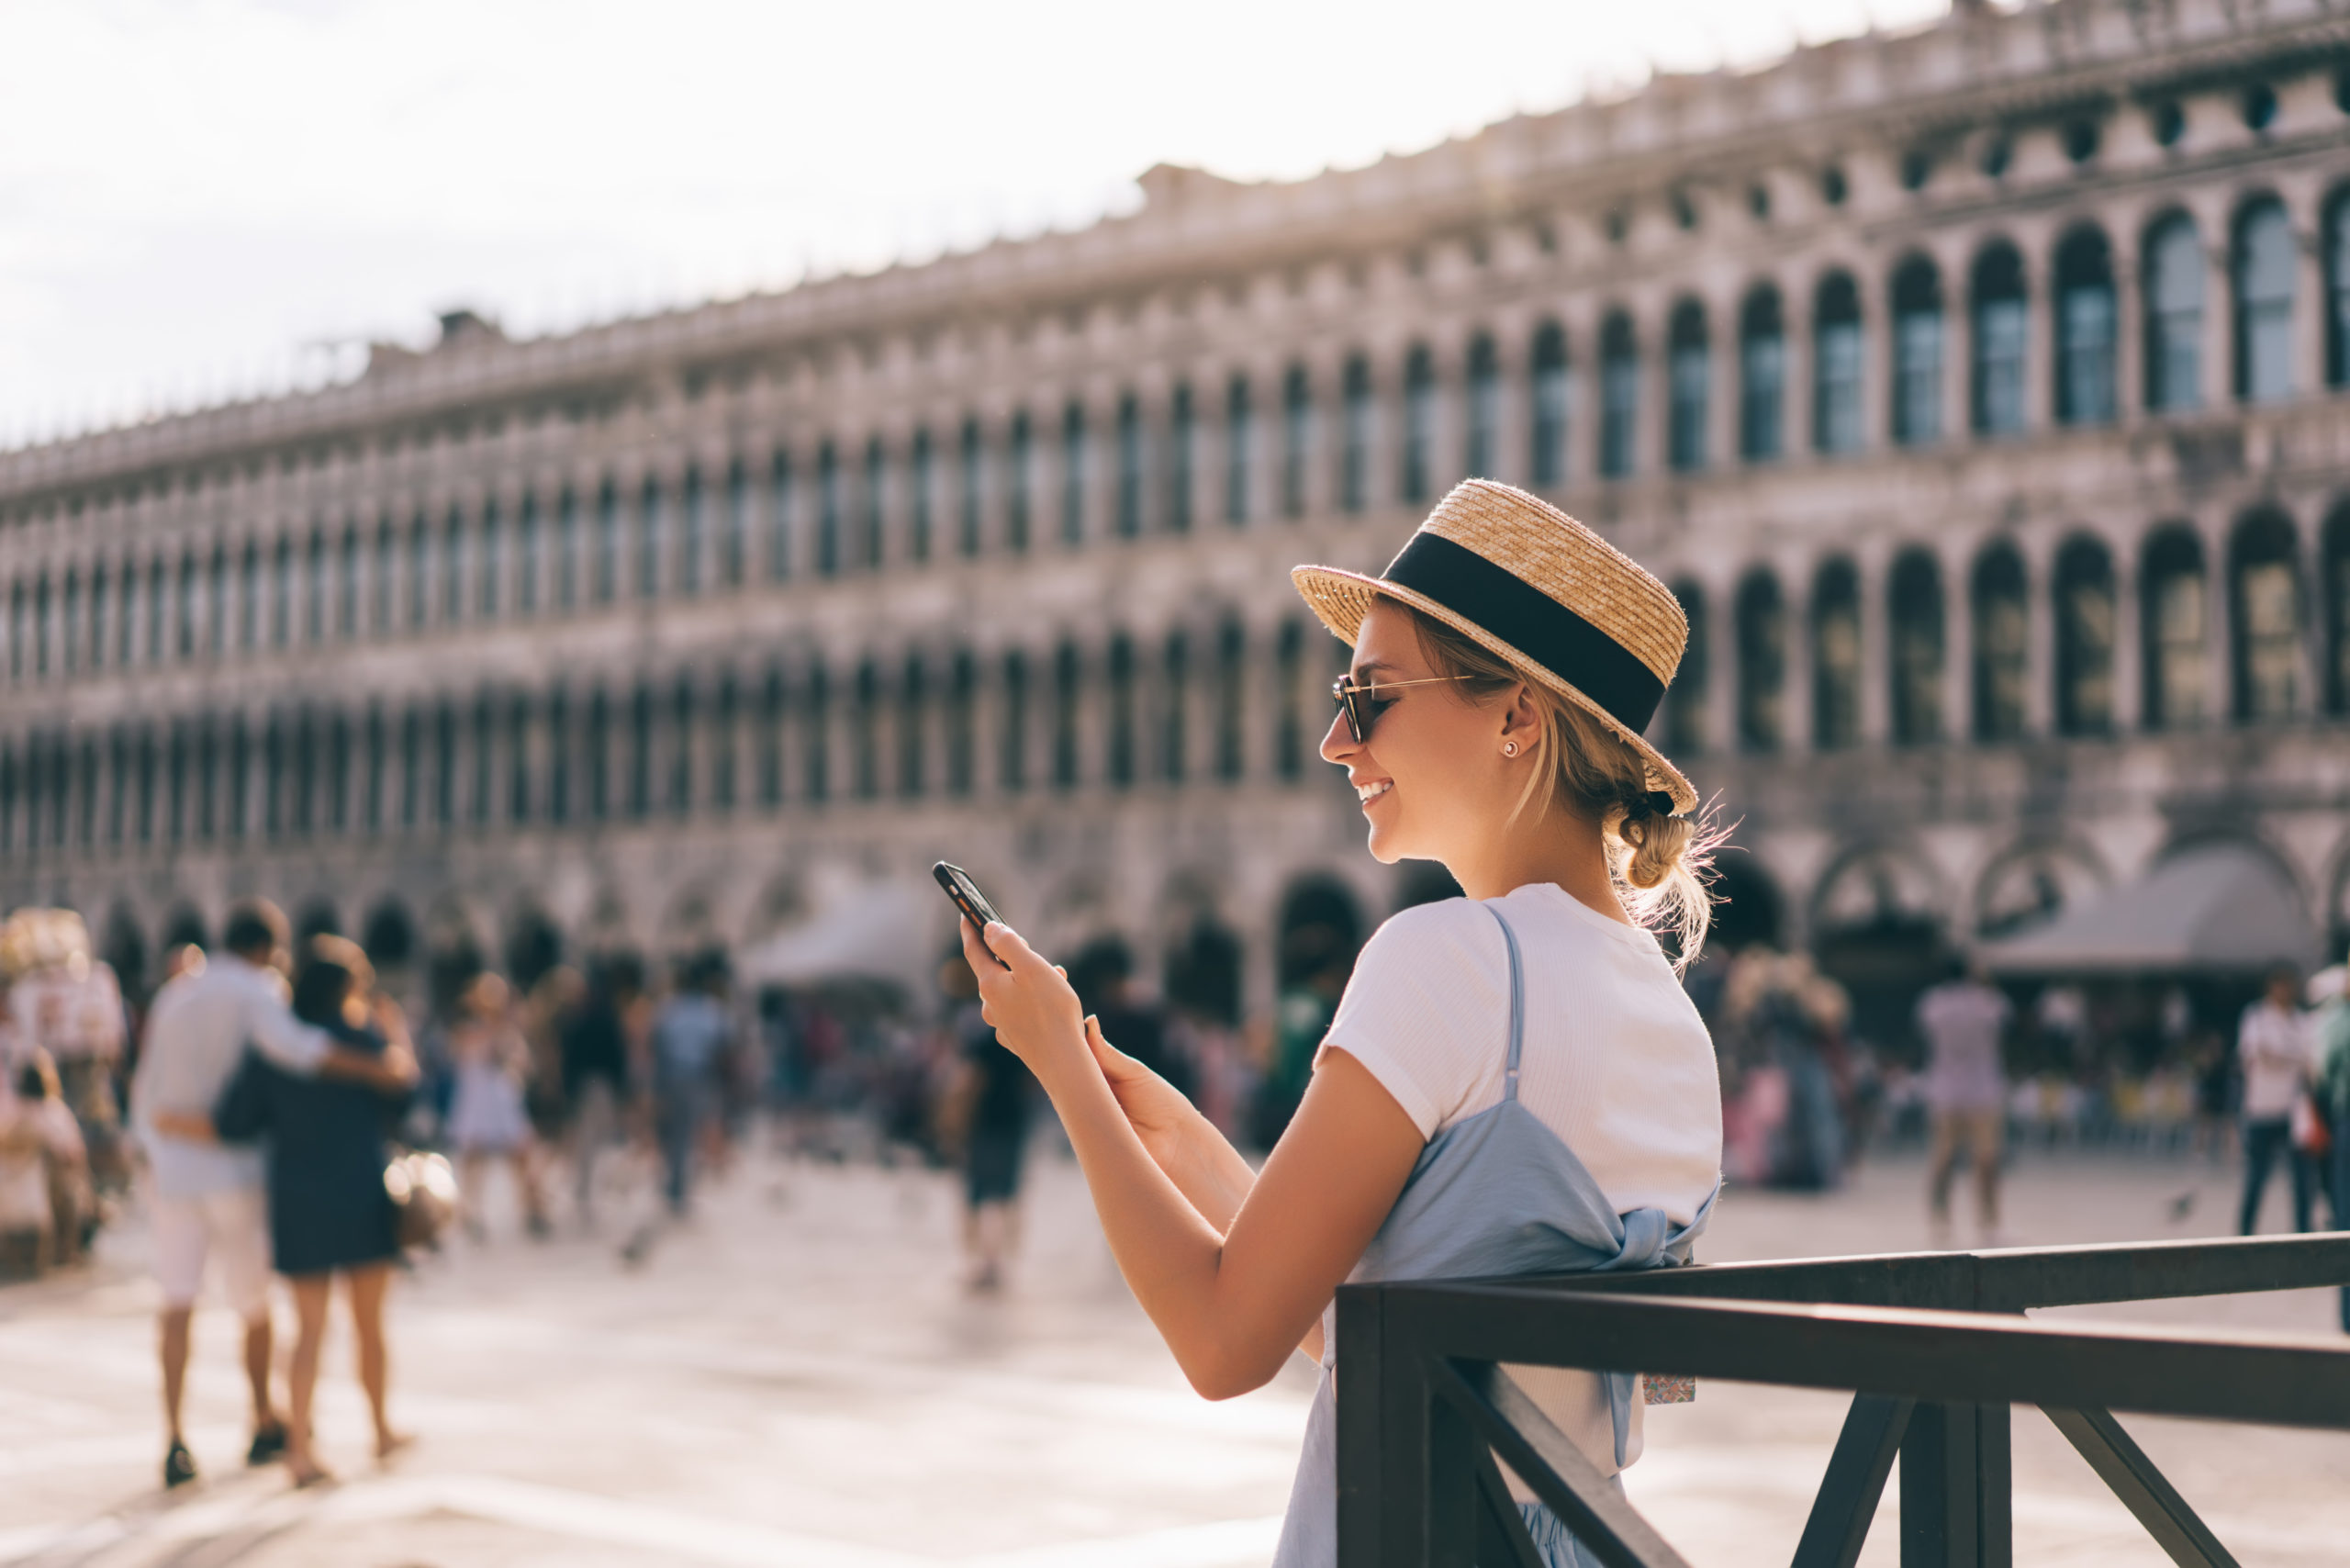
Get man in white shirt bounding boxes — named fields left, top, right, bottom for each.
left=2236, top=965, right=2316, bottom=1237
left=129, top=899, right=416, bottom=1489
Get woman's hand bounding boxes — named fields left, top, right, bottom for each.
left=1084, top=1017, right=1201, bottom=1169
left=959, top=919, right=1088, bottom=1087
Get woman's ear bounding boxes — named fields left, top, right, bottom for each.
left=1497, top=683, right=1544, bottom=748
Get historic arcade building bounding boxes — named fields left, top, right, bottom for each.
left=5, top=0, right=2350, bottom=1031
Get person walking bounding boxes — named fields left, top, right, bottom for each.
left=2238, top=965, right=2317, bottom=1235
left=128, top=899, right=414, bottom=1490
left=649, top=954, right=732, bottom=1219
left=207, top=936, right=415, bottom=1484
left=961, top=480, right=1720, bottom=1566
left=1915, top=958, right=2013, bottom=1245
left=558, top=963, right=633, bottom=1228
left=444, top=973, right=548, bottom=1241
left=944, top=958, right=1035, bottom=1293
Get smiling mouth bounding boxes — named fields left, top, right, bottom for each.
left=1355, top=780, right=1392, bottom=804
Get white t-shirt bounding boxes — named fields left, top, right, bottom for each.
left=1317, top=882, right=1723, bottom=1483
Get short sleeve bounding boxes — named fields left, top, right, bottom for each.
left=1316, top=901, right=1511, bottom=1139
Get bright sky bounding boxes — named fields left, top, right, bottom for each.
left=0, top=0, right=1950, bottom=447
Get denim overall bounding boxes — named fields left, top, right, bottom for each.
left=1273, top=904, right=1717, bottom=1568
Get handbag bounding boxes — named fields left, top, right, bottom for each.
left=2289, top=1092, right=2332, bottom=1159
left=383, top=1148, right=460, bottom=1250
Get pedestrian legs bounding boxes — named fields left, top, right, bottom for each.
left=345, top=1263, right=408, bottom=1460
left=1964, top=1109, right=2004, bottom=1236
left=285, top=1272, right=335, bottom=1485
left=2240, top=1117, right=2291, bottom=1234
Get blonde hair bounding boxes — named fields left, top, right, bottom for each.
left=1409, top=609, right=1719, bottom=970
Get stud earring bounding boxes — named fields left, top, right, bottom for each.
left=1503, top=741, right=1519, bottom=757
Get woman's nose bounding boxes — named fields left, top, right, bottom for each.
left=1318, top=707, right=1357, bottom=766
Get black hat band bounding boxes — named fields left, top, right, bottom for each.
left=1382, top=532, right=1668, bottom=736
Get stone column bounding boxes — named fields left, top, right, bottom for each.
left=1782, top=287, right=1814, bottom=461
left=1781, top=554, right=1814, bottom=756
left=1706, top=286, right=1741, bottom=476
left=2200, top=512, right=2233, bottom=727
left=1704, top=563, right=1740, bottom=756
left=2110, top=227, right=2146, bottom=426
left=1941, top=539, right=1975, bottom=745
left=2294, top=185, right=2330, bottom=404
left=2015, top=229, right=2054, bottom=436
left=2022, top=535, right=2055, bottom=736
left=1936, top=235, right=1973, bottom=448
left=1857, top=543, right=1893, bottom=746
left=2111, top=536, right=2145, bottom=734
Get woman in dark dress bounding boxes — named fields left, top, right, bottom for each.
left=213, top=935, right=412, bottom=1484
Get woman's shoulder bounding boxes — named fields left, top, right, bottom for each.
left=1365, top=897, right=1507, bottom=959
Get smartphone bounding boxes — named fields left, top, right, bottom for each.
left=934, top=861, right=1011, bottom=969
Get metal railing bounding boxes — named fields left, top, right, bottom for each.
left=1334, top=1233, right=2350, bottom=1568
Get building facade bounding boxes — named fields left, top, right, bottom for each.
left=5, top=0, right=2350, bottom=1030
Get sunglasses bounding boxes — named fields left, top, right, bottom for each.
left=1331, top=674, right=1468, bottom=744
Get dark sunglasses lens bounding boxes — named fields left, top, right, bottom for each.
left=1336, top=681, right=1368, bottom=742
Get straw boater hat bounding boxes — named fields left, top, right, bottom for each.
left=1291, top=477, right=1696, bottom=816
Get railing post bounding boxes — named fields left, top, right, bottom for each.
left=1900, top=1402, right=2011, bottom=1568
left=1336, top=1283, right=1386, bottom=1566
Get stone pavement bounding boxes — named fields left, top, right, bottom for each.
left=0, top=1141, right=2344, bottom=1567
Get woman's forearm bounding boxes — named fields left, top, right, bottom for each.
left=1035, top=1047, right=1266, bottom=1397
left=1153, top=1106, right=1259, bottom=1234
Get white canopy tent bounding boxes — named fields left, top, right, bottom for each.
left=1977, top=843, right=2320, bottom=977
left=735, top=879, right=943, bottom=995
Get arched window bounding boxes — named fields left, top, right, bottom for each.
left=504, top=696, right=531, bottom=822
left=87, top=564, right=107, bottom=673
left=1972, top=543, right=2029, bottom=740
left=864, top=437, right=890, bottom=567
left=814, top=444, right=842, bottom=574
left=1663, top=580, right=1708, bottom=753
left=998, top=650, right=1027, bottom=791
left=1667, top=300, right=1709, bottom=473
left=2231, top=509, right=2302, bottom=720
left=1052, top=641, right=1081, bottom=789
left=1116, top=396, right=1145, bottom=537
left=906, top=433, right=932, bottom=565
left=2143, top=213, right=2205, bottom=412
left=1528, top=323, right=1570, bottom=486
left=1740, top=286, right=1785, bottom=462
left=625, top=686, right=654, bottom=816
left=803, top=661, right=831, bottom=802
left=2053, top=535, right=2116, bottom=735
left=852, top=661, right=879, bottom=800
left=1598, top=312, right=1639, bottom=479
left=1159, top=631, right=1188, bottom=782
left=897, top=656, right=924, bottom=798
left=635, top=479, right=663, bottom=599
left=945, top=652, right=975, bottom=797
left=1167, top=386, right=1194, bottom=532
left=2331, top=192, right=2350, bottom=389
left=1813, top=273, right=1864, bottom=454
left=2234, top=197, right=2296, bottom=403
left=478, top=498, right=503, bottom=616
left=2322, top=505, right=2350, bottom=714
left=1006, top=414, right=1034, bottom=553
left=1274, top=619, right=1305, bottom=778
left=592, top=484, right=620, bottom=603
left=304, top=530, right=327, bottom=644
left=2053, top=227, right=2118, bottom=425
left=679, top=466, right=705, bottom=594
left=270, top=537, right=293, bottom=647
left=1811, top=558, right=1861, bottom=748
left=1889, top=550, right=1944, bottom=744
left=1062, top=401, right=1088, bottom=545
left=1400, top=344, right=1436, bottom=502
left=1215, top=618, right=1247, bottom=781
left=1225, top=375, right=1251, bottom=525
left=957, top=420, right=983, bottom=556
left=1106, top=634, right=1136, bottom=787
left=517, top=494, right=541, bottom=613
left=1281, top=364, right=1312, bottom=519
left=722, top=461, right=750, bottom=585
left=767, top=454, right=794, bottom=582
left=1972, top=242, right=2029, bottom=435
left=1341, top=357, right=1374, bottom=513
left=2141, top=527, right=2208, bottom=729
left=1463, top=333, right=1500, bottom=478
left=1890, top=257, right=1943, bottom=446
left=1735, top=569, right=1785, bottom=752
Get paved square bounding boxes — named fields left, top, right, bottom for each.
left=0, top=1144, right=2342, bottom=1566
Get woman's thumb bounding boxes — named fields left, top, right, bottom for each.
left=1083, top=1015, right=1125, bottom=1069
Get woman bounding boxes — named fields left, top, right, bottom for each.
left=963, top=480, right=1721, bottom=1566
left=212, top=935, right=412, bottom=1484
left=444, top=972, right=548, bottom=1240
